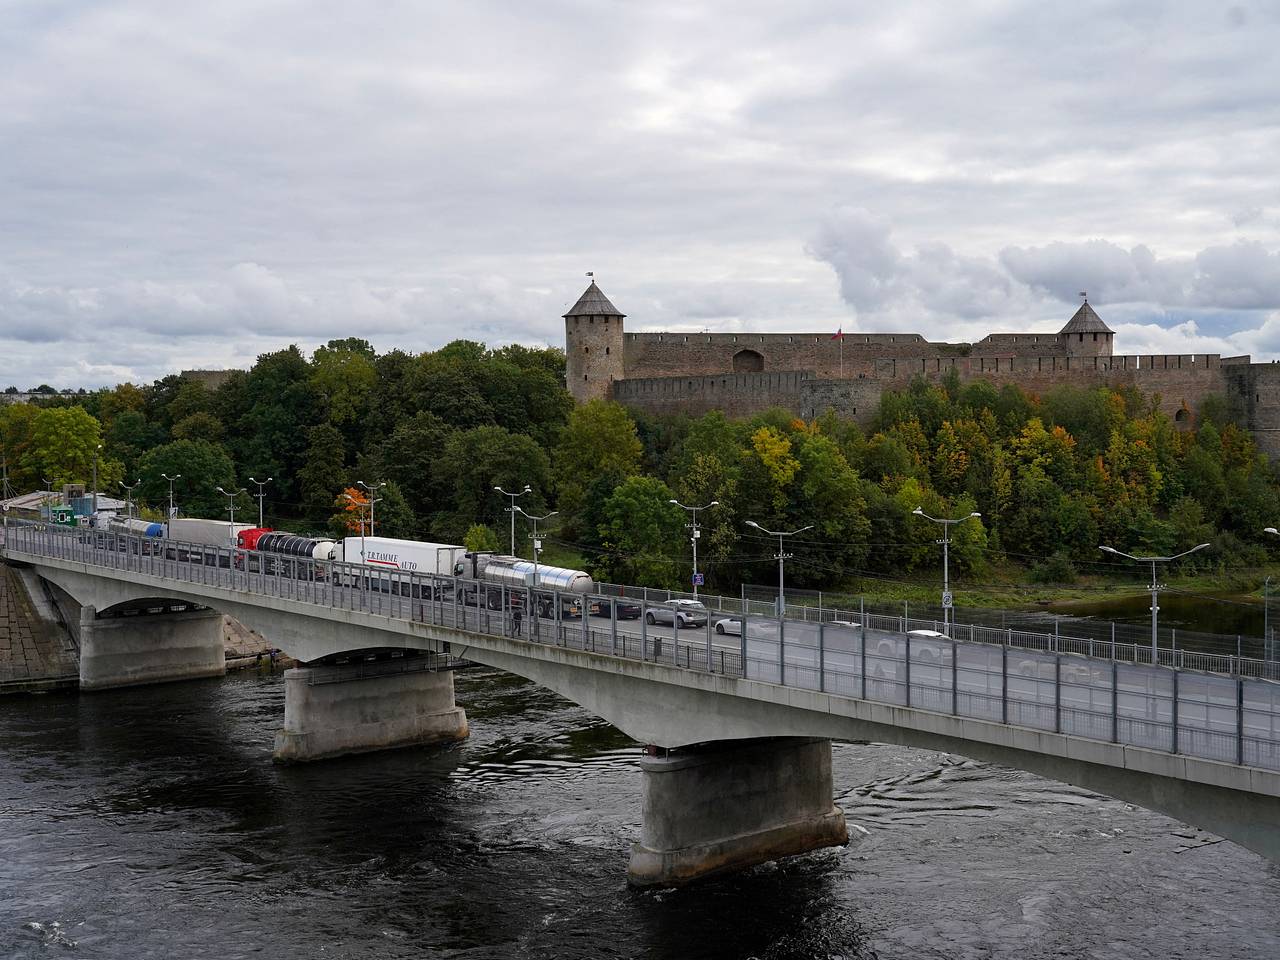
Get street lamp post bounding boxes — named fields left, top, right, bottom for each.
left=160, top=473, right=181, bottom=535
left=215, top=486, right=247, bottom=539
left=91, top=443, right=102, bottom=517
left=343, top=493, right=370, bottom=560
left=518, top=507, right=558, bottom=621
left=1098, top=542, right=1211, bottom=660
left=357, top=481, right=387, bottom=537
left=745, top=521, right=813, bottom=617
left=1263, top=526, right=1280, bottom=664
left=118, top=479, right=141, bottom=520
left=41, top=476, right=54, bottom=521
left=495, top=484, right=532, bottom=555
left=912, top=507, right=981, bottom=634
left=248, top=476, right=272, bottom=529
left=669, top=499, right=718, bottom=597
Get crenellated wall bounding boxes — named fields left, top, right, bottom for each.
left=615, top=353, right=1234, bottom=440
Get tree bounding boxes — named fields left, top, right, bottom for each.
left=465, top=524, right=501, bottom=553
left=595, top=475, right=684, bottom=587
left=171, top=412, right=225, bottom=445
left=434, top=426, right=552, bottom=539
left=554, top=400, right=643, bottom=528
left=137, top=440, right=238, bottom=519
left=23, top=407, right=113, bottom=488
left=296, top=424, right=349, bottom=522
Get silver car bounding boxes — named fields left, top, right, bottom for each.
left=645, top=599, right=709, bottom=628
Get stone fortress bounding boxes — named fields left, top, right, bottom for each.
left=563, top=280, right=1280, bottom=457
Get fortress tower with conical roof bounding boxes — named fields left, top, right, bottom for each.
left=1059, top=299, right=1115, bottom=358
left=564, top=279, right=626, bottom=402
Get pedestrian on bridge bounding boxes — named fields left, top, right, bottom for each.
left=513, top=599, right=524, bottom=637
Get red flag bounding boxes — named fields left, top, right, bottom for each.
left=831, top=328, right=844, bottom=340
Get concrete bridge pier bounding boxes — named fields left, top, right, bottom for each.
left=79, top=603, right=225, bottom=691
left=628, top=737, right=848, bottom=888
left=273, top=661, right=468, bottom=763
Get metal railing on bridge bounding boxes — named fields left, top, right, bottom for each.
left=4, top=523, right=1279, bottom=774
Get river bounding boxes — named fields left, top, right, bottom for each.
left=2, top=668, right=1279, bottom=959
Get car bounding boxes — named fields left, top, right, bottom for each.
left=714, top=617, right=741, bottom=635
left=907, top=629, right=948, bottom=639
left=588, top=598, right=641, bottom=619
left=645, top=598, right=709, bottom=628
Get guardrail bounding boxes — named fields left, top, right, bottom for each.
left=4, top=524, right=1279, bottom=773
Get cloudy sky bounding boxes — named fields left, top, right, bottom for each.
left=3, top=1, right=1280, bottom=388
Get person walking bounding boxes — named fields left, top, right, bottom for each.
left=513, top=597, right=524, bottom=637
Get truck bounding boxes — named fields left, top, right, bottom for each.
left=169, top=517, right=257, bottom=547
left=451, top=552, right=595, bottom=619
left=337, top=537, right=468, bottom=597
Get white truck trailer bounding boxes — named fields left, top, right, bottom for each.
left=339, top=537, right=465, bottom=575
left=168, top=517, right=256, bottom=547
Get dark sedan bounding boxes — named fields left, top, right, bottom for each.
left=588, top=598, right=642, bottom=619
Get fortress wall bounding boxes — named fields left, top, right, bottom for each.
left=612, top=371, right=816, bottom=418
left=1222, top=363, right=1280, bottom=459
left=971, top=334, right=1067, bottom=358
left=621, top=332, right=961, bottom=380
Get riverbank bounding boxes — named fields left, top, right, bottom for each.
left=820, top=565, right=1278, bottom=612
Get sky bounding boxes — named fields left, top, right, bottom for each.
left=3, top=0, right=1280, bottom=388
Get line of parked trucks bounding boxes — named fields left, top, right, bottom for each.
left=83, top=514, right=644, bottom=621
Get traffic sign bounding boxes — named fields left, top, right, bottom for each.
left=941, top=591, right=953, bottom=608
left=692, top=573, right=705, bottom=586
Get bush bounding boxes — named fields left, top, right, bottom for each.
left=1029, top=552, right=1077, bottom=584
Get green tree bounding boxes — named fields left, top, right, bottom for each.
left=137, top=440, right=238, bottom=519
left=464, top=523, right=501, bottom=553
left=296, top=424, right=349, bottom=522
left=595, top=475, right=684, bottom=587
left=435, top=426, right=552, bottom=539
left=554, top=400, right=643, bottom=528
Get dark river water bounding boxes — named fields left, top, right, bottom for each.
left=3, top=668, right=1280, bottom=959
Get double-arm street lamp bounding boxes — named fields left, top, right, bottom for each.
left=495, top=484, right=533, bottom=555
left=118, top=479, right=141, bottom=520
left=518, top=507, right=558, bottom=620
left=342, top=493, right=371, bottom=560
left=745, top=521, right=813, bottom=616
left=669, top=499, right=718, bottom=597
left=1098, top=542, right=1211, bottom=659
left=248, top=476, right=272, bottom=529
left=160, top=473, right=181, bottom=535
left=912, top=507, right=981, bottom=633
left=215, top=486, right=247, bottom=539
left=357, top=481, right=386, bottom=537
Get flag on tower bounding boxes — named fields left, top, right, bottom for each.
left=831, top=328, right=844, bottom=340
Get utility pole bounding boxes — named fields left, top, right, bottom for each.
left=745, top=520, right=813, bottom=617
left=1099, top=542, right=1211, bottom=660
left=357, top=481, right=386, bottom=537
left=161, top=473, right=181, bottom=536
left=912, top=507, right=982, bottom=633
left=118, top=479, right=141, bottom=520
left=669, top=499, right=718, bottom=597
left=495, top=484, right=532, bottom=555
left=248, top=476, right=272, bottom=529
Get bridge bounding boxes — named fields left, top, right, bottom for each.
left=2, top=522, right=1279, bottom=887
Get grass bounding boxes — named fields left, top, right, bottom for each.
left=800, top=564, right=1277, bottom=611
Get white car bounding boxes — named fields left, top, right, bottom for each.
left=907, top=629, right=948, bottom=639
left=645, top=599, right=709, bottom=628
left=714, top=616, right=742, bottom=635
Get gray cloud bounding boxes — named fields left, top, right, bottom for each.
left=2, top=1, right=1280, bottom=387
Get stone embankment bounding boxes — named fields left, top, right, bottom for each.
left=0, top=564, right=78, bottom=692
left=2, top=560, right=293, bottom=691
